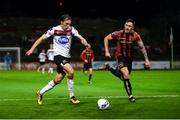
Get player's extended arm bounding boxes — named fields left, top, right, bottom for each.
left=91, top=51, right=95, bottom=62
left=76, top=35, right=91, bottom=48
left=26, top=34, right=47, bottom=56
left=137, top=40, right=151, bottom=67
left=104, top=34, right=112, bottom=58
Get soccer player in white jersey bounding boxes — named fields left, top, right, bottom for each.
left=37, top=49, right=46, bottom=74
left=26, top=14, right=91, bottom=105
left=46, top=44, right=54, bottom=74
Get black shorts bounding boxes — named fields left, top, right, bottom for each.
left=83, top=63, right=92, bottom=70
left=40, top=62, right=45, bottom=65
left=54, top=55, right=70, bottom=74
left=48, top=60, right=54, bottom=63
left=117, top=56, right=133, bottom=74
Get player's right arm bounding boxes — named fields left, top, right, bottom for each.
left=91, top=50, right=95, bottom=62
left=104, top=34, right=113, bottom=58
left=26, top=34, right=48, bottom=56
left=72, top=27, right=91, bottom=48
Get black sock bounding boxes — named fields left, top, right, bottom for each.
left=109, top=67, right=122, bottom=79
left=123, top=79, right=132, bottom=96
left=89, top=74, right=92, bottom=81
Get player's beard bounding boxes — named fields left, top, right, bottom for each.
left=125, top=28, right=130, bottom=33
left=61, top=25, right=70, bottom=31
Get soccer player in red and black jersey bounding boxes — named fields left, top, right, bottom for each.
left=80, top=47, right=94, bottom=84
left=104, top=19, right=150, bottom=102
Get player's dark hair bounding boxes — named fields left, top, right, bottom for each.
left=60, top=14, right=71, bottom=22
left=125, top=19, right=135, bottom=27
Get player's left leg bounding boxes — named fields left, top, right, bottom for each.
left=83, top=63, right=88, bottom=75
left=42, top=67, right=45, bottom=74
left=37, top=66, right=41, bottom=72
left=83, top=70, right=88, bottom=75
left=121, top=67, right=135, bottom=102
left=88, top=68, right=93, bottom=84
left=41, top=64, right=46, bottom=74
left=49, top=62, right=54, bottom=74
left=63, top=63, right=80, bottom=104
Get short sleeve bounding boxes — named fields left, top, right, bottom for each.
left=111, top=31, right=119, bottom=39
left=134, top=32, right=142, bottom=42
left=44, top=27, right=55, bottom=38
left=72, top=27, right=80, bottom=37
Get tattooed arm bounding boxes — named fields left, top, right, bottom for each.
left=137, top=40, right=151, bottom=68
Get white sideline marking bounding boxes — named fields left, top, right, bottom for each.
left=0, top=95, right=179, bottom=102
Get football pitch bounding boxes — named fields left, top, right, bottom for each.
left=0, top=70, right=180, bottom=119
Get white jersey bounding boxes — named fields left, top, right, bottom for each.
left=45, top=25, right=80, bottom=58
left=46, top=48, right=54, bottom=61
left=38, top=53, right=46, bottom=62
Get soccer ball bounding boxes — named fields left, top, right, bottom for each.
left=97, top=98, right=110, bottom=110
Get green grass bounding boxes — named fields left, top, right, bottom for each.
left=0, top=70, right=180, bottom=119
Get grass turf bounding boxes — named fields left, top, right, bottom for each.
left=0, top=70, right=180, bottom=119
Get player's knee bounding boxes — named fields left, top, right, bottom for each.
left=53, top=80, right=60, bottom=84
left=122, top=73, right=129, bottom=79
left=67, top=72, right=74, bottom=79
left=67, top=75, right=74, bottom=79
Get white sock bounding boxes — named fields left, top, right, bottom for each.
left=40, top=80, right=56, bottom=95
left=48, top=68, right=50, bottom=73
left=50, top=68, right=53, bottom=73
left=67, top=79, right=74, bottom=98
left=42, top=68, right=45, bottom=74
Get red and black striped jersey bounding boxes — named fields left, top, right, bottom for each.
left=80, top=49, right=94, bottom=63
left=111, top=30, right=141, bottom=58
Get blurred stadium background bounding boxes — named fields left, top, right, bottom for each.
left=0, top=0, right=180, bottom=69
